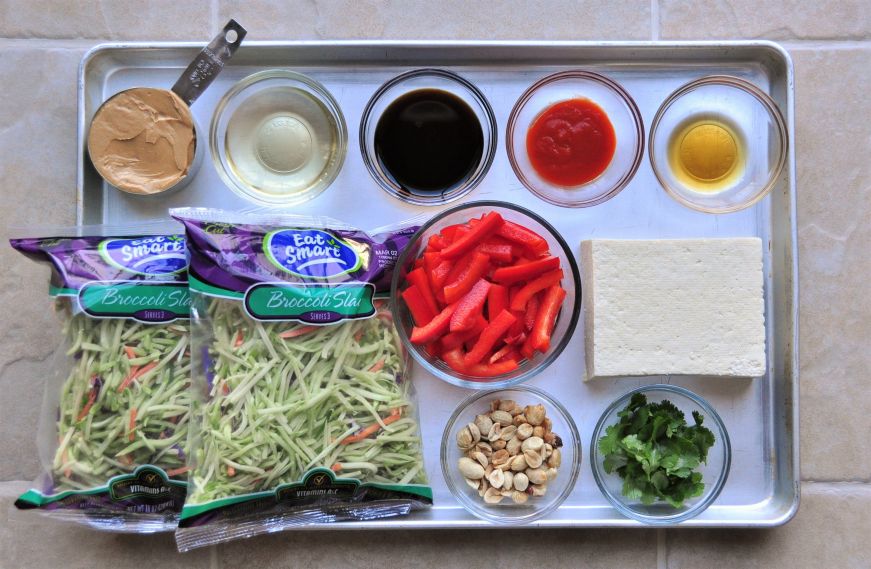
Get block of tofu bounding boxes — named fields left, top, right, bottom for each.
left=581, top=238, right=766, bottom=380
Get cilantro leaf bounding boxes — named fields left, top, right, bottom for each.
left=603, top=450, right=628, bottom=473
left=650, top=470, right=669, bottom=493
left=598, top=423, right=623, bottom=456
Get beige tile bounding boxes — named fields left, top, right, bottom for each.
left=0, top=481, right=211, bottom=568
left=220, top=0, right=651, bottom=40
left=666, top=482, right=871, bottom=568
left=791, top=48, right=871, bottom=481
left=658, top=0, right=871, bottom=40
left=216, top=525, right=658, bottom=568
left=0, top=47, right=81, bottom=481
left=0, top=0, right=212, bottom=40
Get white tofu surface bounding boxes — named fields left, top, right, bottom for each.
left=581, top=238, right=766, bottom=380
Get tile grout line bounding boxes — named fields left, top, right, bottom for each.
left=1, top=35, right=871, bottom=49
left=657, top=528, right=667, bottom=569
left=0, top=38, right=98, bottom=49
left=209, top=545, right=220, bottom=569
left=804, top=480, right=871, bottom=487
left=780, top=39, right=871, bottom=49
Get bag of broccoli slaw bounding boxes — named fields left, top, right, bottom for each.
left=170, top=208, right=432, bottom=551
left=10, top=224, right=192, bottom=532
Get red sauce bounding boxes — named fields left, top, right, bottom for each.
left=526, top=98, right=616, bottom=187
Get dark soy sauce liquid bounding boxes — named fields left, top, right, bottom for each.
left=374, top=89, right=484, bottom=197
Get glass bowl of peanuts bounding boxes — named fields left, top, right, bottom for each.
left=440, top=385, right=581, bottom=524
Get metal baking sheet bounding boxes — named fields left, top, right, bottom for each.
left=77, top=41, right=798, bottom=528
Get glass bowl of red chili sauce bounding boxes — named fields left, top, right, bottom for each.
left=507, top=71, right=644, bottom=208
left=390, top=201, right=581, bottom=390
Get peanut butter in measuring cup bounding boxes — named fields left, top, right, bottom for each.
left=87, top=20, right=246, bottom=196
left=88, top=88, right=199, bottom=195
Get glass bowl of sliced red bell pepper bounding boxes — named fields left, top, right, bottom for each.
left=391, top=200, right=581, bottom=389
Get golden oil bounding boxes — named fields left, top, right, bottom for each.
left=667, top=117, right=745, bottom=193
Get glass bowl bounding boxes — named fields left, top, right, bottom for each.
left=360, top=68, right=497, bottom=206
left=441, top=386, right=581, bottom=524
left=649, top=75, right=788, bottom=214
left=506, top=70, right=644, bottom=208
left=390, top=200, right=581, bottom=389
left=210, top=69, right=347, bottom=206
left=590, top=384, right=731, bottom=525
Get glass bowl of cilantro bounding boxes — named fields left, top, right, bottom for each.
left=590, top=384, right=731, bottom=524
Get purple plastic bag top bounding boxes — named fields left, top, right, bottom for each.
left=10, top=234, right=188, bottom=291
left=170, top=209, right=418, bottom=296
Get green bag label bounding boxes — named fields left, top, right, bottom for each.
left=243, top=282, right=375, bottom=324
left=110, top=465, right=186, bottom=503
left=275, top=468, right=359, bottom=502
left=78, top=281, right=190, bottom=323
left=14, top=465, right=187, bottom=514
left=177, top=467, right=433, bottom=527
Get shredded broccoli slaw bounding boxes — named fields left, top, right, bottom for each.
left=187, top=298, right=426, bottom=505
left=54, top=302, right=192, bottom=492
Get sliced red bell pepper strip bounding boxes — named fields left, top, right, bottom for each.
left=431, top=260, right=454, bottom=288
left=463, top=309, right=517, bottom=367
left=450, top=278, right=491, bottom=332
left=441, top=347, right=468, bottom=374
left=444, top=252, right=490, bottom=305
left=467, top=358, right=519, bottom=377
left=520, top=332, right=537, bottom=359
left=424, top=254, right=449, bottom=305
left=508, top=309, right=525, bottom=336
left=476, top=239, right=513, bottom=264
left=489, top=345, right=518, bottom=364
left=406, top=267, right=439, bottom=315
left=427, top=233, right=448, bottom=251
left=439, top=211, right=505, bottom=259
left=487, top=284, right=509, bottom=322
left=509, top=269, right=563, bottom=311
left=401, top=285, right=436, bottom=326
left=524, top=293, right=541, bottom=331
left=496, top=220, right=549, bottom=255
left=430, top=260, right=454, bottom=304
left=423, top=251, right=440, bottom=274
left=443, top=250, right=475, bottom=290
left=410, top=304, right=457, bottom=344
left=505, top=287, right=523, bottom=335
left=448, top=224, right=472, bottom=242
left=505, top=331, right=527, bottom=346
left=530, top=285, right=566, bottom=352
left=424, top=342, right=440, bottom=357
left=440, top=224, right=465, bottom=242
left=492, top=256, right=561, bottom=284
left=440, top=315, right=487, bottom=350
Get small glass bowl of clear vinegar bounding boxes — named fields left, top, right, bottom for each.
left=211, top=70, right=347, bottom=206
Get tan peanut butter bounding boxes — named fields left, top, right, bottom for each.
left=87, top=87, right=196, bottom=195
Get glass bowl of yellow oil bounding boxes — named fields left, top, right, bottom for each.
left=210, top=70, right=347, bottom=206
left=649, top=76, right=787, bottom=214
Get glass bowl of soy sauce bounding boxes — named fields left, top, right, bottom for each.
left=360, top=69, right=497, bottom=206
